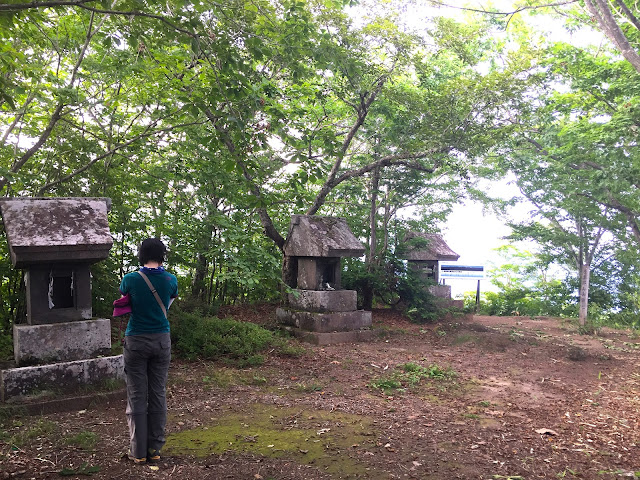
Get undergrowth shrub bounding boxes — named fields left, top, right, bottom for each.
left=397, top=270, right=440, bottom=323
left=464, top=281, right=577, bottom=318
left=342, top=256, right=402, bottom=308
left=170, top=310, right=274, bottom=365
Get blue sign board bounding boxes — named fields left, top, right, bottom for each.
left=439, top=265, right=484, bottom=279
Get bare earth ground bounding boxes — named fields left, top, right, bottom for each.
left=2, top=305, right=640, bottom=479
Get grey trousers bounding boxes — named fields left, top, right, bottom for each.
left=124, top=333, right=171, bottom=459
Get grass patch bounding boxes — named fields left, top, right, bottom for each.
left=274, top=340, right=307, bottom=358
left=369, top=362, right=457, bottom=394
left=64, top=431, right=99, bottom=450
left=295, top=382, right=323, bottom=393
left=59, top=463, right=100, bottom=476
left=201, top=367, right=271, bottom=388
left=1, top=418, right=57, bottom=448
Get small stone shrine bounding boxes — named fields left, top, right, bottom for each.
left=402, top=232, right=461, bottom=303
left=276, top=215, right=372, bottom=345
left=0, top=197, right=124, bottom=401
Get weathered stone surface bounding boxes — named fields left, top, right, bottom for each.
left=296, top=258, right=318, bottom=290
left=287, top=289, right=357, bottom=313
left=283, top=327, right=374, bottom=346
left=1, top=355, right=124, bottom=402
left=428, top=285, right=452, bottom=299
left=276, top=308, right=371, bottom=333
left=283, top=215, right=365, bottom=258
left=433, top=298, right=465, bottom=309
left=0, top=197, right=113, bottom=267
left=0, top=389, right=126, bottom=416
left=14, top=319, right=111, bottom=366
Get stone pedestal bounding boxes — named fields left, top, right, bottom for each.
left=428, top=285, right=452, bottom=299
left=287, top=290, right=357, bottom=313
left=279, top=215, right=372, bottom=345
left=284, top=328, right=374, bottom=346
left=13, top=319, right=112, bottom=367
left=1, top=355, right=124, bottom=402
left=0, top=198, right=120, bottom=402
left=2, top=317, right=124, bottom=401
left=278, top=289, right=372, bottom=345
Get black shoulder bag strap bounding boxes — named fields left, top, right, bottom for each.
left=137, top=271, right=168, bottom=319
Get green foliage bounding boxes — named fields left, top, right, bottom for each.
left=1, top=0, right=638, bottom=338
left=170, top=310, right=274, bottom=364
left=272, top=336, right=307, bottom=358
left=3, top=419, right=56, bottom=448
left=469, top=281, right=577, bottom=318
left=368, top=377, right=403, bottom=394
left=343, top=254, right=447, bottom=323
left=58, top=463, right=100, bottom=476
left=342, top=256, right=401, bottom=307
left=468, top=245, right=577, bottom=317
left=368, top=362, right=456, bottom=394
left=0, top=332, right=13, bottom=362
left=64, top=431, right=99, bottom=450
left=397, top=269, right=440, bottom=323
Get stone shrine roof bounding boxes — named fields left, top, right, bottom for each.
left=401, top=232, right=459, bottom=261
left=0, top=197, right=113, bottom=267
left=284, top=215, right=365, bottom=258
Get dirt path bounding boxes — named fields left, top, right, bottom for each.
left=2, top=310, right=640, bottom=479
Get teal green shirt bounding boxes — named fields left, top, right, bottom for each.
left=120, top=267, right=178, bottom=336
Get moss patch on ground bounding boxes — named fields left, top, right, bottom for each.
left=164, top=404, right=381, bottom=478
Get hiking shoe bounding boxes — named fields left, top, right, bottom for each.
left=127, top=450, right=146, bottom=464
left=148, top=449, right=161, bottom=461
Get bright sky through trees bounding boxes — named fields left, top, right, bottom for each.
left=409, top=1, right=606, bottom=297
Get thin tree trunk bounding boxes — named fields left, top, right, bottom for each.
left=584, top=0, right=640, bottom=73
left=192, top=252, right=208, bottom=299
left=381, top=187, right=391, bottom=263
left=578, top=264, right=591, bottom=326
left=363, top=167, right=380, bottom=310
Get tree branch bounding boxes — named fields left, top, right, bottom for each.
left=424, top=0, right=578, bottom=17
left=0, top=0, right=97, bottom=11
left=37, top=121, right=204, bottom=194
left=613, top=0, right=640, bottom=31
left=0, top=7, right=111, bottom=192
left=307, top=148, right=449, bottom=216
left=583, top=190, right=640, bottom=244
left=306, top=60, right=398, bottom=216
left=584, top=0, right=640, bottom=73
left=203, top=107, right=286, bottom=250
left=76, top=4, right=199, bottom=38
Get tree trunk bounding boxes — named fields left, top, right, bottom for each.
left=578, top=263, right=591, bottom=326
left=191, top=252, right=208, bottom=299
left=584, top=0, right=640, bottom=74
left=362, top=167, right=380, bottom=310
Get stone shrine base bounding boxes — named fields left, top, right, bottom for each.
left=282, top=326, right=374, bottom=346
left=277, top=308, right=372, bottom=333
left=13, top=318, right=112, bottom=366
left=277, top=306, right=372, bottom=345
left=1, top=355, right=124, bottom=402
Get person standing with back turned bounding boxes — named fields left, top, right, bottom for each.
left=120, top=238, right=178, bottom=464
